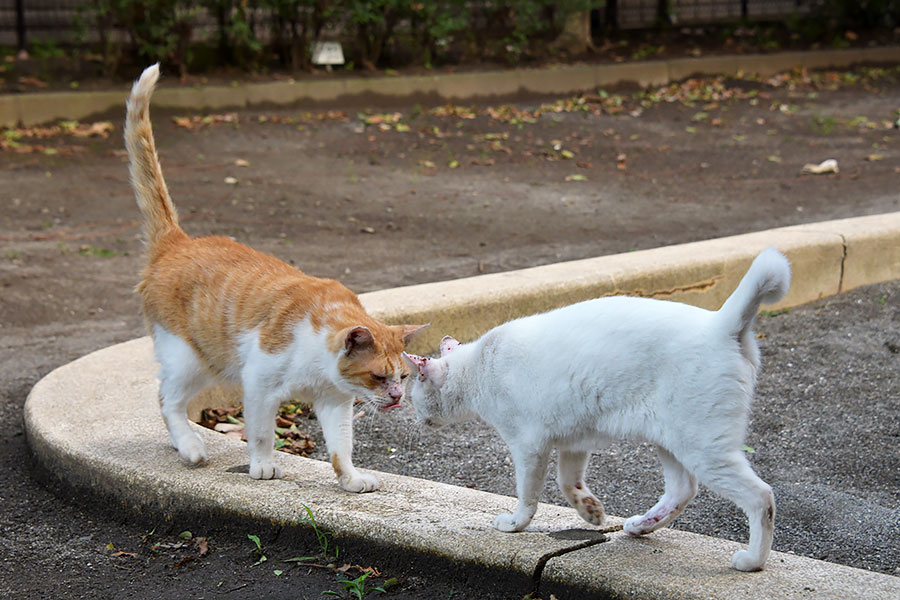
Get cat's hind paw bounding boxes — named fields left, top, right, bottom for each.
left=492, top=513, right=526, bottom=533
left=250, top=461, right=284, bottom=480
left=340, top=472, right=380, bottom=493
left=574, top=495, right=605, bottom=526
left=731, top=549, right=765, bottom=572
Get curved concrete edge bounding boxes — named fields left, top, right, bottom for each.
left=3, top=47, right=899, bottom=126
left=24, top=212, right=900, bottom=598
left=24, top=336, right=610, bottom=577
left=371, top=211, right=900, bottom=354
left=545, top=528, right=900, bottom=600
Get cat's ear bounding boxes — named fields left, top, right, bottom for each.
left=343, top=326, right=374, bottom=356
left=402, top=352, right=447, bottom=388
left=439, top=336, right=460, bottom=356
left=402, top=352, right=428, bottom=370
left=395, top=323, right=430, bottom=347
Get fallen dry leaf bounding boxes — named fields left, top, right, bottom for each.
left=70, top=122, right=114, bottom=138
left=18, top=76, right=47, bottom=87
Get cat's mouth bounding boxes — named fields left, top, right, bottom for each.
left=380, top=401, right=403, bottom=411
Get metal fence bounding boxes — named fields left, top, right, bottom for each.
left=605, top=0, right=819, bottom=28
left=0, top=1, right=823, bottom=50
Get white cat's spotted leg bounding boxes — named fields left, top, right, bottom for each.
left=556, top=450, right=605, bottom=526
left=624, top=446, right=697, bottom=536
left=493, top=448, right=550, bottom=532
left=314, top=397, right=379, bottom=493
left=689, top=450, right=774, bottom=571
left=242, top=386, right=284, bottom=480
left=154, top=326, right=211, bottom=465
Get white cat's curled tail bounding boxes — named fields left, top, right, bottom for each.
left=124, top=63, right=180, bottom=245
left=716, top=248, right=791, bottom=339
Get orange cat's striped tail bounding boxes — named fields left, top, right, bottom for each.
left=124, top=63, right=180, bottom=245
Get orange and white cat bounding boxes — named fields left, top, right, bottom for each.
left=124, top=63, right=426, bottom=492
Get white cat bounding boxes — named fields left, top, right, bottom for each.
left=403, top=248, right=790, bottom=571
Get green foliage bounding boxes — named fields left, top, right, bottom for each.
left=30, top=39, right=65, bottom=59
left=324, top=571, right=386, bottom=600
left=74, top=0, right=199, bottom=74
left=813, top=0, right=900, bottom=29
left=294, top=504, right=339, bottom=561
left=797, top=0, right=900, bottom=40
left=260, top=0, right=328, bottom=69
left=68, top=0, right=599, bottom=72
left=247, top=533, right=267, bottom=566
left=469, top=0, right=596, bottom=63
left=810, top=113, right=837, bottom=135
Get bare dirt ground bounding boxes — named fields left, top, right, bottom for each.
left=1, top=65, right=899, bottom=597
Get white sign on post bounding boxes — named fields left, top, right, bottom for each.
left=311, top=42, right=345, bottom=70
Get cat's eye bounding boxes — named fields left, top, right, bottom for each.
left=371, top=374, right=387, bottom=382
left=400, top=373, right=408, bottom=380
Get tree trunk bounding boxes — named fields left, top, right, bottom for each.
left=553, top=10, right=594, bottom=55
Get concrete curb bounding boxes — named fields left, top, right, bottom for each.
left=371, top=211, right=900, bottom=354
left=24, top=213, right=900, bottom=598
left=3, top=46, right=900, bottom=126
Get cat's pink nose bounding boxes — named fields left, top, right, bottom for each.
left=389, top=389, right=403, bottom=401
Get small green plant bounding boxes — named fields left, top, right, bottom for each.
left=248, top=533, right=267, bottom=566
left=324, top=570, right=385, bottom=600
left=3, top=249, right=22, bottom=260
left=295, top=504, right=338, bottom=561
left=760, top=308, right=790, bottom=317
left=811, top=114, right=838, bottom=135
left=631, top=44, right=664, bottom=61
left=78, top=245, right=120, bottom=258
left=30, top=38, right=65, bottom=59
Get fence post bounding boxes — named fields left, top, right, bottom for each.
left=604, top=0, right=618, bottom=30
left=16, top=0, right=26, bottom=57
left=656, top=0, right=671, bottom=26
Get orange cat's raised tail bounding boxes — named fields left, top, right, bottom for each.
left=124, top=63, right=180, bottom=245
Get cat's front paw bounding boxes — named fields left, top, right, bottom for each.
left=492, top=513, right=525, bottom=533
left=340, top=472, right=380, bottom=493
left=176, top=434, right=208, bottom=465
left=249, top=461, right=284, bottom=480
left=623, top=515, right=650, bottom=536
left=730, top=549, right=764, bottom=572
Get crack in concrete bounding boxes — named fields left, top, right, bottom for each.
left=530, top=525, right=622, bottom=596
left=608, top=275, right=723, bottom=300
left=838, top=233, right=848, bottom=293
